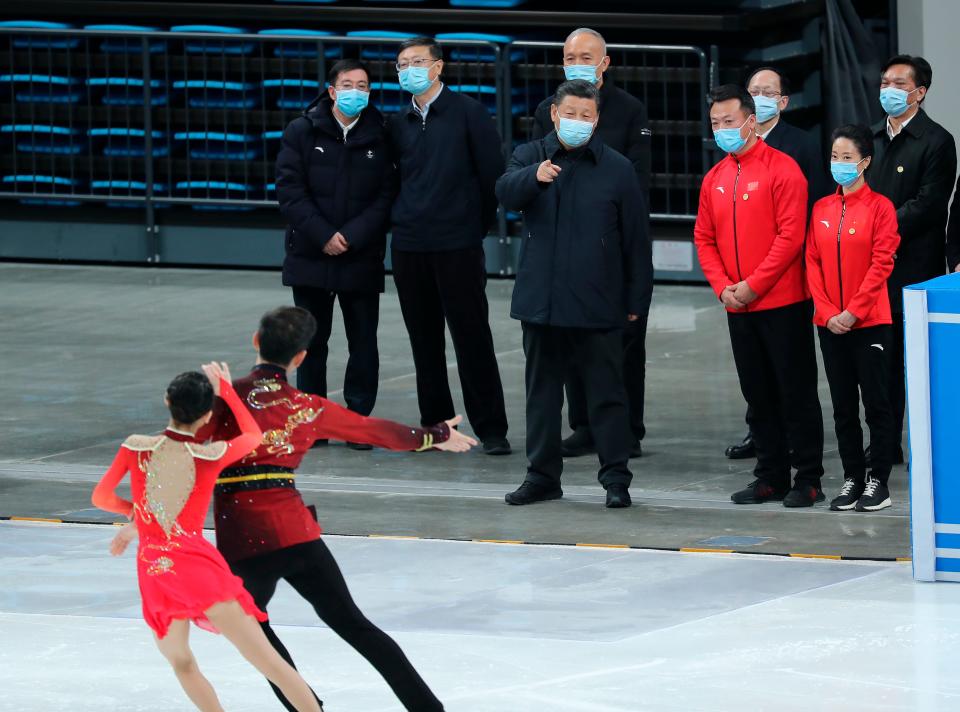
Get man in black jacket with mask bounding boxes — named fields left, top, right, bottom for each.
left=387, top=36, right=510, bottom=456
left=276, top=58, right=394, bottom=449
left=498, top=80, right=652, bottom=509
left=868, top=54, right=956, bottom=464
left=531, top=27, right=652, bottom=461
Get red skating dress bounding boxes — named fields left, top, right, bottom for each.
left=92, top=378, right=267, bottom=638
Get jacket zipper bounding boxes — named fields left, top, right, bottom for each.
left=731, top=159, right=743, bottom=282
left=836, top=199, right=847, bottom=309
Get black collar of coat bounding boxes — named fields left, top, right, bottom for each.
left=543, top=129, right=604, bottom=163
left=872, top=107, right=932, bottom=140
left=400, top=83, right=454, bottom=121
left=302, top=94, right=385, bottom=144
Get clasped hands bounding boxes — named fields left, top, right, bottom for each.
left=323, top=232, right=350, bottom=256
left=720, top=281, right=758, bottom=310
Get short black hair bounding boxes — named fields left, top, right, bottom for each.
left=831, top=124, right=874, bottom=161
left=709, top=84, right=756, bottom=117
left=746, top=66, right=792, bottom=96
left=882, top=54, right=932, bottom=93
left=553, top=79, right=599, bottom=107
left=257, top=306, right=317, bottom=366
left=397, top=36, right=443, bottom=61
left=327, top=58, right=369, bottom=86
left=166, top=372, right=214, bottom=425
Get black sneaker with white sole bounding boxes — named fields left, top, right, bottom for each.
left=830, top=478, right=864, bottom=511
left=855, top=477, right=892, bottom=511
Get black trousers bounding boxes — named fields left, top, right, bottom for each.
left=391, top=247, right=508, bottom=440
left=230, top=539, right=444, bottom=712
left=727, top=300, right=824, bottom=488
left=566, top=312, right=648, bottom=441
left=522, top=323, right=632, bottom=487
left=291, top=286, right=380, bottom=416
left=818, top=325, right=895, bottom=485
left=889, top=313, right=906, bottom=452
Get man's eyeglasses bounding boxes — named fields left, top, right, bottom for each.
left=748, top=89, right=782, bottom=99
left=396, top=58, right=437, bottom=71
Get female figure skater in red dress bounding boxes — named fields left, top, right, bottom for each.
left=92, top=362, right=324, bottom=712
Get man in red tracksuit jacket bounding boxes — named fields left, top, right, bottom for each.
left=694, top=84, right=825, bottom=507
left=198, top=306, right=476, bottom=711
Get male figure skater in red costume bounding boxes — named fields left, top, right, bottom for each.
left=199, top=306, right=474, bottom=711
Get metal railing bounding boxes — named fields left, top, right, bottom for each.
left=0, top=26, right=712, bottom=262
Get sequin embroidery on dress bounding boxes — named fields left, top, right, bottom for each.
left=135, top=438, right=196, bottom=576
left=247, top=378, right=322, bottom=455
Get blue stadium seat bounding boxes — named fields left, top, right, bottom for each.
left=449, top=84, right=527, bottom=115
left=87, top=77, right=167, bottom=106
left=172, top=80, right=257, bottom=109
left=436, top=32, right=519, bottom=62
left=2, top=174, right=81, bottom=206
left=265, top=182, right=277, bottom=199
left=369, top=81, right=407, bottom=113
left=262, top=79, right=322, bottom=109
left=173, top=131, right=259, bottom=160
left=84, top=24, right=166, bottom=54
left=0, top=74, right=82, bottom=104
left=272, top=0, right=337, bottom=3
left=262, top=130, right=284, bottom=141
left=91, top=180, right=169, bottom=208
left=176, top=180, right=257, bottom=211
left=1, top=124, right=84, bottom=155
left=450, top=0, right=526, bottom=5
left=0, top=21, right=79, bottom=50
left=347, top=30, right=414, bottom=60
left=257, top=29, right=342, bottom=59
left=169, top=25, right=254, bottom=55
left=88, top=128, right=168, bottom=158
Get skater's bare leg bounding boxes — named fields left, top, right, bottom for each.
left=155, top=619, right=224, bottom=712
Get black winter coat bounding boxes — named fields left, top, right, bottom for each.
left=386, top=85, right=504, bottom=252
left=867, top=109, right=957, bottom=312
left=763, top=118, right=832, bottom=211
left=496, top=132, right=653, bottom=329
left=277, top=95, right=395, bottom=293
left=531, top=78, right=651, bottom=192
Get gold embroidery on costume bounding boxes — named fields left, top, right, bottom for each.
left=247, top=378, right=310, bottom=410
left=263, top=407, right=322, bottom=455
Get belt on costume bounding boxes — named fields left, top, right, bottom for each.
left=215, top=466, right=297, bottom=494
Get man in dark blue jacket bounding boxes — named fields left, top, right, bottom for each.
left=387, top=36, right=510, bottom=455
left=496, top=80, right=653, bottom=509
left=276, top=59, right=394, bottom=449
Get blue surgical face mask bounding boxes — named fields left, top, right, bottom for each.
left=563, top=64, right=600, bottom=85
left=753, top=94, right=780, bottom=123
left=398, top=65, right=435, bottom=96
left=879, top=86, right=917, bottom=118
left=831, top=157, right=867, bottom=187
left=713, top=116, right=752, bottom=154
left=335, top=89, right=369, bottom=118
left=556, top=117, right=595, bottom=148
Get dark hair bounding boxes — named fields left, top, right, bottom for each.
left=327, top=58, right=369, bottom=86
left=830, top=124, right=874, bottom=161
left=553, top=79, right=600, bottom=107
left=166, top=372, right=214, bottom=425
left=709, top=84, right=756, bottom=117
left=882, top=54, right=932, bottom=94
left=746, top=65, right=792, bottom=96
left=397, top=36, right=443, bottom=61
left=257, top=306, right=317, bottom=366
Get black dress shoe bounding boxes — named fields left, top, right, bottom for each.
left=561, top=428, right=595, bottom=457
left=482, top=437, right=512, bottom=456
left=629, top=439, right=643, bottom=459
left=346, top=441, right=373, bottom=451
left=605, top=483, right=632, bottom=508
left=725, top=433, right=756, bottom=459
left=504, top=481, right=563, bottom=505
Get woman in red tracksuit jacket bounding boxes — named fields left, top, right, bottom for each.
left=807, top=124, right=900, bottom=513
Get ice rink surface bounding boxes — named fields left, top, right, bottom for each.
left=2, top=520, right=960, bottom=712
